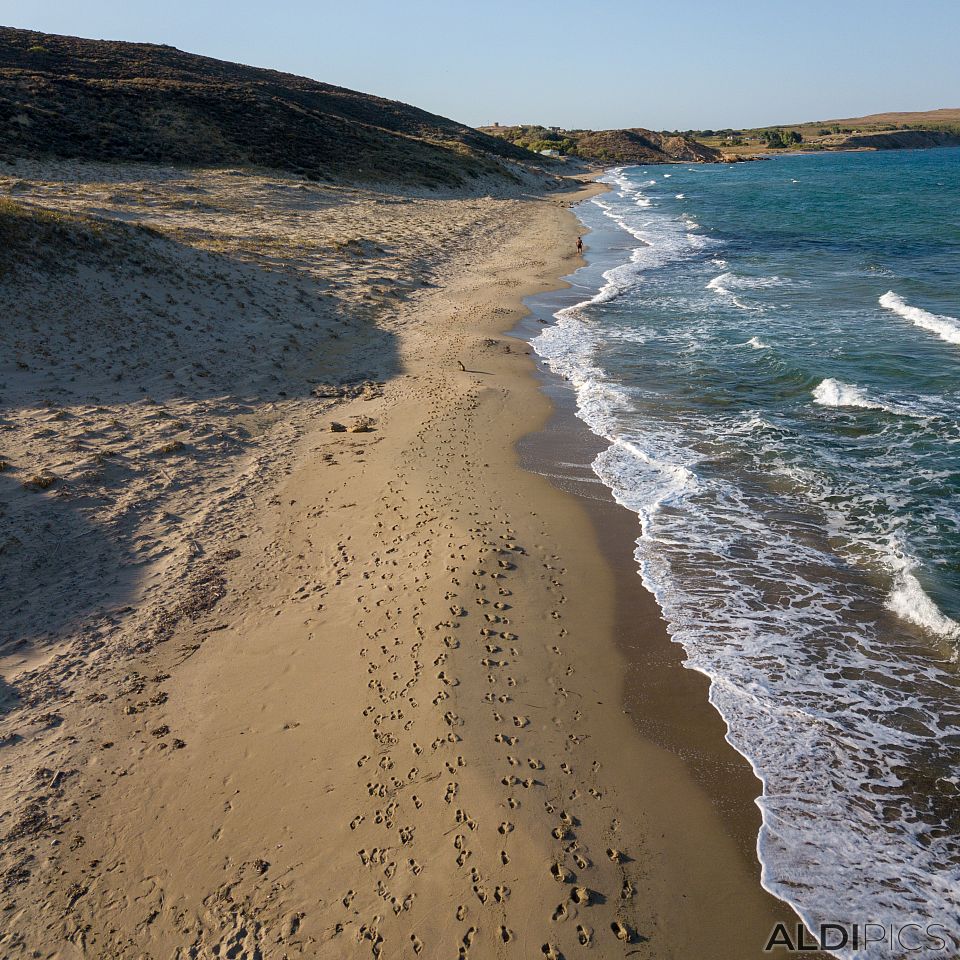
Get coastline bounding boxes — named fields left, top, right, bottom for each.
left=528, top=152, right=960, bottom=959
left=515, top=203, right=823, bottom=957
left=516, top=197, right=776, bottom=844
left=2, top=167, right=815, bottom=958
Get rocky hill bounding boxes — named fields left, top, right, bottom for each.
left=0, top=26, right=540, bottom=186
left=478, top=124, right=722, bottom=164
left=571, top=129, right=720, bottom=163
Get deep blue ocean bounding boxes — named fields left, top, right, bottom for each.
left=533, top=148, right=960, bottom=957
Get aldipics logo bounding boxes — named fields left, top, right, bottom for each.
left=764, top=922, right=954, bottom=954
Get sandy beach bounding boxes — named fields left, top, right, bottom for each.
left=1, top=162, right=811, bottom=958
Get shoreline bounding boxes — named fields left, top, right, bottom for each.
left=514, top=200, right=822, bottom=956
left=526, top=152, right=960, bottom=959
left=3, top=167, right=817, bottom=958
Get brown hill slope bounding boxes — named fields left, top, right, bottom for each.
left=574, top=129, right=720, bottom=163
left=479, top=124, right=722, bottom=164
left=840, top=129, right=960, bottom=150
left=812, top=107, right=960, bottom=129
left=695, top=107, right=960, bottom=157
left=0, top=26, right=540, bottom=186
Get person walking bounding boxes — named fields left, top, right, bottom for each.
left=576, top=236, right=583, bottom=255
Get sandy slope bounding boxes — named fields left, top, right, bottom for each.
left=0, top=162, right=800, bottom=958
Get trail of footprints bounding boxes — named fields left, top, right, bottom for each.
left=325, top=371, right=640, bottom=957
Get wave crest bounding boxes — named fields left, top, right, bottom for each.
left=880, top=291, right=960, bottom=346
left=812, top=378, right=888, bottom=411
left=886, top=569, right=960, bottom=641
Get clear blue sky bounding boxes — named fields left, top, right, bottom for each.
left=3, top=0, right=958, bottom=130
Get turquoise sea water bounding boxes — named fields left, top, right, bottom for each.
left=533, top=149, right=960, bottom=957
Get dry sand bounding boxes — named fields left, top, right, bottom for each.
left=1, top=161, right=810, bottom=958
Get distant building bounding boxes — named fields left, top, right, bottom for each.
left=539, top=148, right=560, bottom=157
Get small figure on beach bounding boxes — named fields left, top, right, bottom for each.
left=576, top=236, right=583, bottom=255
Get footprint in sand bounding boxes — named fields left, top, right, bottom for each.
left=571, top=886, right=590, bottom=905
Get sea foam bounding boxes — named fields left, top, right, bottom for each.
left=886, top=568, right=960, bottom=641
left=532, top=166, right=960, bottom=959
left=812, top=378, right=926, bottom=418
left=880, top=290, right=960, bottom=346
left=812, top=378, right=887, bottom=411
left=707, top=272, right=786, bottom=312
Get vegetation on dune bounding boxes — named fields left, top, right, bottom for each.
left=0, top=196, right=162, bottom=276
left=0, top=197, right=103, bottom=265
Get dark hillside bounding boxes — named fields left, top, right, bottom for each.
left=0, top=26, right=539, bottom=186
